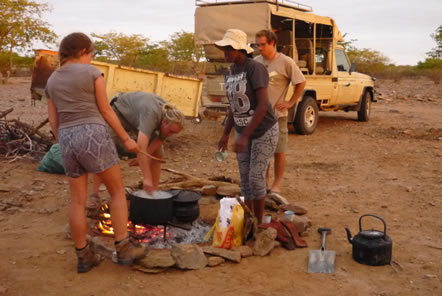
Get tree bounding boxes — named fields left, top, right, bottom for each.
left=0, top=0, right=56, bottom=79
left=166, top=31, right=199, bottom=62
left=340, top=33, right=390, bottom=75
left=347, top=48, right=390, bottom=74
left=426, top=25, right=442, bottom=59
left=164, top=31, right=204, bottom=75
left=91, top=32, right=149, bottom=67
left=135, top=43, right=171, bottom=72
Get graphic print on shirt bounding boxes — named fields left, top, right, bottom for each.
left=225, top=72, right=253, bottom=127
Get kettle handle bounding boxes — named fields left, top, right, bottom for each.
left=359, top=214, right=387, bottom=236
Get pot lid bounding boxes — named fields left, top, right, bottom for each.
left=131, top=190, right=173, bottom=200
left=359, top=230, right=384, bottom=238
left=174, top=190, right=201, bottom=203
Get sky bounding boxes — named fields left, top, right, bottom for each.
left=38, top=0, right=441, bottom=65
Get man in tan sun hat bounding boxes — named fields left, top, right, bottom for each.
left=215, top=29, right=278, bottom=225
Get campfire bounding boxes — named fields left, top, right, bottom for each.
left=93, top=202, right=210, bottom=248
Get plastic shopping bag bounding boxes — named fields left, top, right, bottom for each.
left=37, top=144, right=65, bottom=174
left=205, top=197, right=244, bottom=249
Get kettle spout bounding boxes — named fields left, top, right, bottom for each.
left=345, top=228, right=353, bottom=244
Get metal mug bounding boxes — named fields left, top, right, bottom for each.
left=215, top=150, right=228, bottom=162
left=284, top=210, right=295, bottom=221
left=263, top=215, right=272, bottom=224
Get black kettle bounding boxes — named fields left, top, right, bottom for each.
left=345, top=214, right=392, bottom=266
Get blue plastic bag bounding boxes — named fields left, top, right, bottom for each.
left=37, top=144, right=65, bottom=174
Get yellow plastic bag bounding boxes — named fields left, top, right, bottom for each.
left=205, top=203, right=244, bottom=249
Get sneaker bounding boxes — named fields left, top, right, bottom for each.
left=76, top=242, right=102, bottom=273
left=115, top=236, right=149, bottom=265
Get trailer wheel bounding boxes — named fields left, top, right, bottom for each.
left=293, top=96, right=319, bottom=135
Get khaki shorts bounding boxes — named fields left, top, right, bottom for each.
left=275, top=117, right=288, bottom=153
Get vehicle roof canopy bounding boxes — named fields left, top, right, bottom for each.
left=195, top=1, right=343, bottom=45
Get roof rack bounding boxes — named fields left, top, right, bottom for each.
left=195, top=0, right=313, bottom=12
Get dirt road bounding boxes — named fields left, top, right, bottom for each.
left=0, top=77, right=441, bottom=296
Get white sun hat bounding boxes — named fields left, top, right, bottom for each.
left=215, top=29, right=254, bottom=54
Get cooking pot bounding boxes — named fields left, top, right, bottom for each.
left=128, top=190, right=176, bottom=225
left=345, top=214, right=392, bottom=266
left=172, top=190, right=201, bottom=223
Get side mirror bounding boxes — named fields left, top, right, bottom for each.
left=349, top=63, right=356, bottom=74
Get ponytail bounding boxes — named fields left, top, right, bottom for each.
left=162, top=103, right=185, bottom=128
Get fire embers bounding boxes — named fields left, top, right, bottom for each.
left=92, top=202, right=210, bottom=248
left=94, top=203, right=168, bottom=244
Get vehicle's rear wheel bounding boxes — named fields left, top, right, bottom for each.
left=357, top=91, right=371, bottom=122
left=293, top=96, right=319, bottom=135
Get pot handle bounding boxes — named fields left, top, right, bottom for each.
left=359, top=214, right=387, bottom=236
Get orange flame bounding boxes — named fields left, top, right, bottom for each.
left=94, top=203, right=168, bottom=242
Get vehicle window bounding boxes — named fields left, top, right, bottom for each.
left=315, top=48, right=326, bottom=63
left=335, top=49, right=350, bottom=72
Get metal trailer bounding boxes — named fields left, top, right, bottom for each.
left=30, top=50, right=203, bottom=120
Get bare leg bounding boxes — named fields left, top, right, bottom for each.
left=92, top=174, right=102, bottom=195
left=150, top=155, right=162, bottom=189
left=96, top=163, right=128, bottom=242
left=271, top=152, right=285, bottom=193
left=253, top=198, right=265, bottom=225
left=68, top=174, right=89, bottom=249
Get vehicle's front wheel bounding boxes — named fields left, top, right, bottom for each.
left=293, top=96, right=319, bottom=135
left=357, top=91, right=371, bottom=122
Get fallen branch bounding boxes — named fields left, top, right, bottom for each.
left=425, top=244, right=442, bottom=251
left=30, top=118, right=49, bottom=136
left=0, top=108, right=13, bottom=119
left=0, top=118, right=54, bottom=161
left=158, top=168, right=238, bottom=190
left=235, top=197, right=257, bottom=242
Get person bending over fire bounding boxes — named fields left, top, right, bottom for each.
left=88, top=91, right=185, bottom=210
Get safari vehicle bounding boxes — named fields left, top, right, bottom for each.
left=195, top=0, right=375, bottom=134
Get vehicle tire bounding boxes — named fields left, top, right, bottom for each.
left=293, top=96, right=319, bottom=135
left=357, top=91, right=371, bottom=122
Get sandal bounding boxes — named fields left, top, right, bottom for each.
left=86, top=193, right=101, bottom=210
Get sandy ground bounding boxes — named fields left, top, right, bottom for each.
left=0, top=77, right=441, bottom=296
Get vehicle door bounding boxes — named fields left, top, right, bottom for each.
left=334, top=49, right=359, bottom=104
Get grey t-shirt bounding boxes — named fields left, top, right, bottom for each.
left=255, top=53, right=306, bottom=118
left=45, top=63, right=106, bottom=129
left=112, top=92, right=166, bottom=140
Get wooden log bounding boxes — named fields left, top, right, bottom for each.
left=158, top=168, right=240, bottom=190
